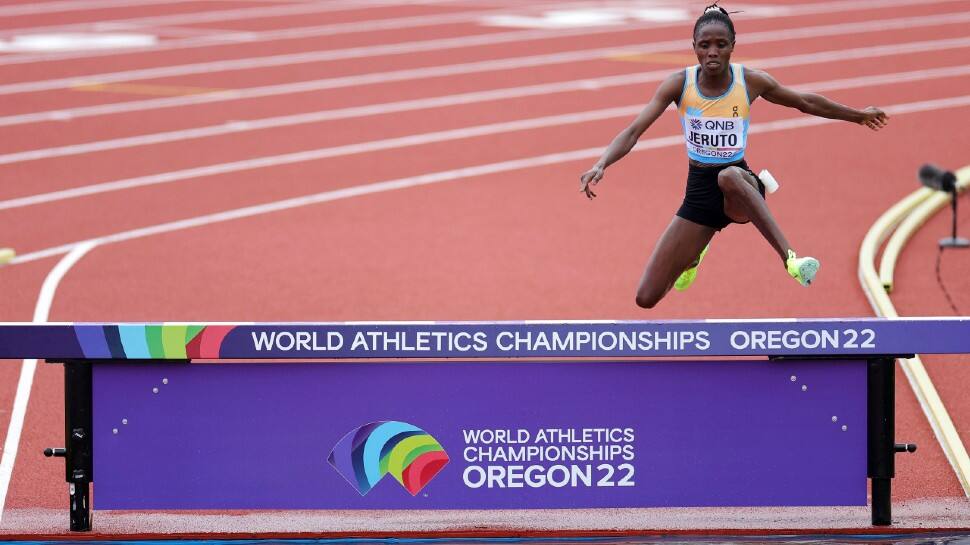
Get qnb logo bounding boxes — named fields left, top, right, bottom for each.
left=328, top=421, right=449, bottom=496
left=689, top=118, right=703, bottom=131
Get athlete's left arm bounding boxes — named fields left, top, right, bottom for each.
left=745, top=68, right=888, bottom=131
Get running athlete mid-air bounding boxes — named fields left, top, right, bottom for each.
left=579, top=4, right=888, bottom=309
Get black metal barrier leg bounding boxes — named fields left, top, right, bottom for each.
left=46, top=358, right=188, bottom=531
left=62, top=361, right=93, bottom=531
left=868, top=357, right=895, bottom=526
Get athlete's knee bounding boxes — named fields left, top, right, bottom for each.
left=635, top=285, right=663, bottom=309
left=717, top=167, right=748, bottom=195
left=635, top=294, right=658, bottom=309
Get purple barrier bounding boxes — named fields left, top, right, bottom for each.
left=92, top=359, right=866, bottom=510
left=2, top=318, right=969, bottom=359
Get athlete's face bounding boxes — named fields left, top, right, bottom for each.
left=693, top=23, right=734, bottom=77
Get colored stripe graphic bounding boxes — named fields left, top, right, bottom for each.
left=185, top=325, right=205, bottom=345
left=73, top=324, right=218, bottom=359
left=103, top=325, right=125, bottom=358
left=329, top=421, right=449, bottom=496
left=161, top=324, right=188, bottom=358
left=146, top=326, right=164, bottom=358
left=118, top=325, right=151, bottom=358
left=185, top=325, right=234, bottom=358
left=74, top=325, right=111, bottom=358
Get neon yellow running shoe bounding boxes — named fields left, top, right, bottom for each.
left=786, top=249, right=820, bottom=286
left=674, top=245, right=709, bottom=292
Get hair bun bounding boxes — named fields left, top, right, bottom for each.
left=703, top=3, right=728, bottom=15
left=695, top=3, right=737, bottom=38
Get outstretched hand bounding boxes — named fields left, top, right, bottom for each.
left=860, top=106, right=889, bottom=131
left=579, top=165, right=604, bottom=200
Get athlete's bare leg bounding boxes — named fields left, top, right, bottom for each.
left=719, top=166, right=791, bottom=264
left=635, top=217, right=716, bottom=309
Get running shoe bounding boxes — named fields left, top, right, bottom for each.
left=674, top=245, right=709, bottom=291
left=786, top=249, right=820, bottom=286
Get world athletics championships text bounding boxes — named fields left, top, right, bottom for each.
left=249, top=329, right=712, bottom=353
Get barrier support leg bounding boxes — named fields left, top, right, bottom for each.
left=868, top=357, right=895, bottom=526
left=63, top=360, right=93, bottom=532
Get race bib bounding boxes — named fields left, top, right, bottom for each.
left=684, top=116, right=746, bottom=160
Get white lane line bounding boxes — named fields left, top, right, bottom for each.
left=3, top=12, right=969, bottom=129
left=0, top=241, right=97, bottom=525
left=0, top=22, right=667, bottom=96
left=0, top=106, right=646, bottom=209
left=0, top=0, right=444, bottom=35
left=1, top=61, right=966, bottom=211
left=803, top=65, right=970, bottom=91
left=135, top=25, right=254, bottom=39
left=7, top=93, right=970, bottom=267
left=0, top=0, right=196, bottom=17
left=2, top=47, right=967, bottom=168
left=1, top=8, right=969, bottom=98
left=0, top=0, right=953, bottom=67
left=0, top=2, right=598, bottom=66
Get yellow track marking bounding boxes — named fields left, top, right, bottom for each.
left=858, top=164, right=970, bottom=497
left=880, top=166, right=970, bottom=292
left=0, top=247, right=14, bottom=266
left=71, top=82, right=227, bottom=96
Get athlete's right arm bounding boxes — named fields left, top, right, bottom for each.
left=580, top=71, right=684, bottom=199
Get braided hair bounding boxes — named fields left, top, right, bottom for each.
left=693, top=3, right=736, bottom=42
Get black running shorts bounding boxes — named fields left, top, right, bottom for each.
left=675, top=159, right=766, bottom=230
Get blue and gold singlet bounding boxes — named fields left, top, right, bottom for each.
left=678, top=63, right=750, bottom=164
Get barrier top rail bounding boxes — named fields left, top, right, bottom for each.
left=1, top=317, right=968, bottom=360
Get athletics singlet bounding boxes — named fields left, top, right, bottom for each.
left=678, top=63, right=750, bottom=164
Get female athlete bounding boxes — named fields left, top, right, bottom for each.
left=579, top=4, right=888, bottom=309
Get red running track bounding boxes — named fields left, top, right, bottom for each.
left=0, top=0, right=968, bottom=536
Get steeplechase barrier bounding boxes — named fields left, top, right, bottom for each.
left=2, top=318, right=969, bottom=532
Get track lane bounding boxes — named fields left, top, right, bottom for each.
left=2, top=49, right=965, bottom=174
left=1, top=3, right=965, bottom=104
left=3, top=0, right=966, bottom=77
left=2, top=41, right=966, bottom=152
left=1, top=85, right=967, bottom=280
left=0, top=67, right=967, bottom=250
left=0, top=0, right=457, bottom=35
left=3, top=7, right=964, bottom=249
left=1, top=29, right=968, bottom=202
left=0, top=1, right=256, bottom=31
left=0, top=0, right=196, bottom=18
left=0, top=9, right=966, bottom=150
left=0, top=19, right=688, bottom=89
left=134, top=16, right=970, bottom=93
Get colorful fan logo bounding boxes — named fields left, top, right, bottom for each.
left=328, top=421, right=449, bottom=496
